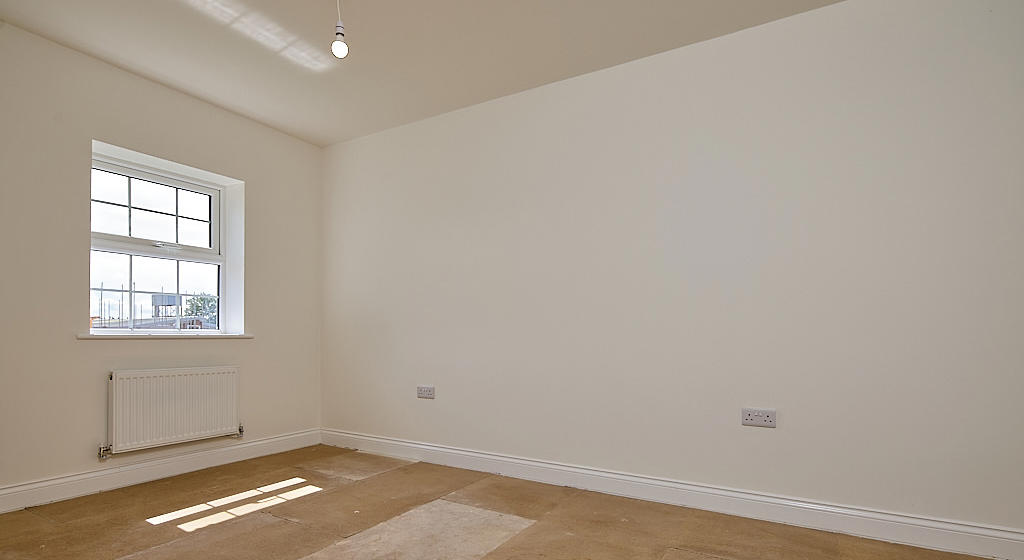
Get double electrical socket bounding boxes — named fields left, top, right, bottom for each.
left=417, top=385, right=435, bottom=399
left=742, top=407, right=776, bottom=428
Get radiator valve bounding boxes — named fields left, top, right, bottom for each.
left=98, top=445, right=113, bottom=460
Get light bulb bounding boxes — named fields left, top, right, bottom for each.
left=331, top=39, right=348, bottom=59
left=331, top=20, right=348, bottom=59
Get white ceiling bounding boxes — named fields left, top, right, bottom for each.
left=0, top=0, right=838, bottom=146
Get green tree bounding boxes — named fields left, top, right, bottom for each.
left=183, top=294, right=217, bottom=318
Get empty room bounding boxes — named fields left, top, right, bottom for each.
left=0, top=0, right=1021, bottom=558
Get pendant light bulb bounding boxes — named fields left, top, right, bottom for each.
left=331, top=20, right=348, bottom=59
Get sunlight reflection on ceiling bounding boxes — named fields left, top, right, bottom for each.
left=145, top=476, right=324, bottom=532
left=182, top=0, right=332, bottom=72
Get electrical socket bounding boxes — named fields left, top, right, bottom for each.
left=417, top=385, right=435, bottom=399
left=742, top=407, right=776, bottom=428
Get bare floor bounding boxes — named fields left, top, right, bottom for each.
left=0, top=445, right=979, bottom=560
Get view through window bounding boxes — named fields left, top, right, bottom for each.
left=90, top=164, right=222, bottom=332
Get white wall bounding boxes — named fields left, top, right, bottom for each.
left=321, top=0, right=1024, bottom=530
left=0, top=23, right=322, bottom=486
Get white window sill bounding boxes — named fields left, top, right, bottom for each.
left=77, top=333, right=254, bottom=340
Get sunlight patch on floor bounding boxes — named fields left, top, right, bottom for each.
left=145, top=477, right=323, bottom=532
left=207, top=489, right=262, bottom=507
left=177, top=511, right=235, bottom=532
left=226, top=496, right=287, bottom=517
left=144, top=503, right=213, bottom=525
left=257, top=477, right=307, bottom=493
left=176, top=485, right=322, bottom=532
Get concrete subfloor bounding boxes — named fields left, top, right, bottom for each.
left=0, top=445, right=980, bottom=560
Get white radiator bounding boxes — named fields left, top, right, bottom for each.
left=102, top=366, right=240, bottom=458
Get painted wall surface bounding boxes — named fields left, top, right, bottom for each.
left=0, top=23, right=322, bottom=486
left=321, top=0, right=1024, bottom=529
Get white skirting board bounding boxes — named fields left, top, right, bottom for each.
left=2, top=427, right=1020, bottom=560
left=321, top=429, right=1024, bottom=560
left=0, top=429, right=321, bottom=515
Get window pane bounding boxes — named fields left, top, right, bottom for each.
left=90, top=289, right=131, bottom=329
left=91, top=169, right=128, bottom=205
left=178, top=217, right=211, bottom=248
left=179, top=261, right=218, bottom=295
left=91, top=202, right=129, bottom=236
left=132, top=256, right=177, bottom=293
left=134, top=293, right=179, bottom=329
left=178, top=189, right=210, bottom=221
left=131, top=209, right=176, bottom=242
left=90, top=251, right=130, bottom=290
left=131, top=179, right=176, bottom=213
left=182, top=295, right=218, bottom=330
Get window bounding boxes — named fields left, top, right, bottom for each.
left=89, top=143, right=243, bottom=335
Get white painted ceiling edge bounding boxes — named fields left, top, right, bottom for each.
left=0, top=0, right=839, bottom=146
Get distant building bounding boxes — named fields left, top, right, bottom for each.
left=151, top=294, right=181, bottom=318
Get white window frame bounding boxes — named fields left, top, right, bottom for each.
left=87, top=141, right=246, bottom=337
